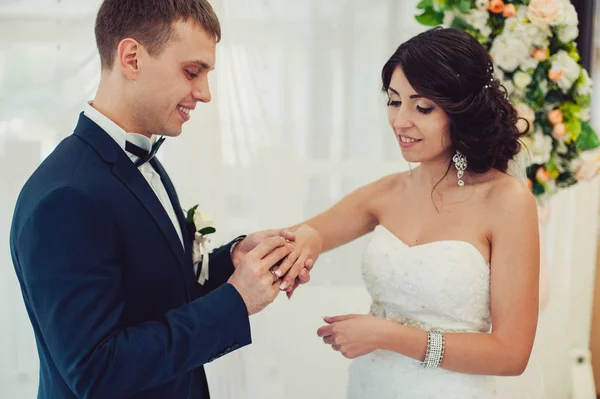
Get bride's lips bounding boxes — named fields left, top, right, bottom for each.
left=397, top=134, right=422, bottom=148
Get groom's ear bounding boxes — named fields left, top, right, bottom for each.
left=117, top=38, right=142, bottom=81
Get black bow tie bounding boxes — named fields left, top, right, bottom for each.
left=125, top=137, right=166, bottom=167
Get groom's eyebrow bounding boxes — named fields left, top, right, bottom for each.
left=187, top=60, right=214, bottom=71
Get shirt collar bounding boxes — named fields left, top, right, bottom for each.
left=83, top=101, right=156, bottom=155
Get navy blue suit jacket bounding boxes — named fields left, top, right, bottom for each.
left=9, top=113, right=251, bottom=399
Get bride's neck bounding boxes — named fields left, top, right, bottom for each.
left=411, top=156, right=459, bottom=190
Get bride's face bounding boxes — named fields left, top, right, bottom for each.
left=387, top=67, right=452, bottom=164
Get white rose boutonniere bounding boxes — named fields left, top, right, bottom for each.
left=186, top=205, right=216, bottom=285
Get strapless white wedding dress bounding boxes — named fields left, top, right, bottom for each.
left=347, top=224, right=496, bottom=398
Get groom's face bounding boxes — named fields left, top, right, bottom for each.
left=131, top=20, right=216, bottom=137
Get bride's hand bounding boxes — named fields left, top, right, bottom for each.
left=272, top=224, right=323, bottom=293
left=317, top=314, right=385, bottom=359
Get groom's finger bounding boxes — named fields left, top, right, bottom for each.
left=262, top=243, right=293, bottom=270
left=250, top=236, right=287, bottom=260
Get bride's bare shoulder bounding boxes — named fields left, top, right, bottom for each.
left=369, top=172, right=409, bottom=195
left=484, top=170, right=537, bottom=217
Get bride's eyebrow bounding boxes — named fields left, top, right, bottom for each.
left=387, top=87, right=424, bottom=100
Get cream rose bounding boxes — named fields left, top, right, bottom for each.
left=490, top=34, right=529, bottom=72
left=193, top=210, right=215, bottom=234
left=528, top=0, right=564, bottom=26
left=513, top=71, right=533, bottom=89
left=515, top=103, right=535, bottom=133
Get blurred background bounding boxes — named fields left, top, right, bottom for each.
left=1, top=0, right=600, bottom=398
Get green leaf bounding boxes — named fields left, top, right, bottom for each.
left=546, top=89, right=565, bottom=105
left=533, top=61, right=550, bottom=82
left=450, top=17, right=476, bottom=31
left=577, top=121, right=600, bottom=151
left=539, top=120, right=553, bottom=137
left=527, top=85, right=545, bottom=108
left=416, top=0, right=434, bottom=9
left=488, top=13, right=505, bottom=38
left=574, top=92, right=591, bottom=109
left=186, top=204, right=199, bottom=226
left=198, top=226, right=216, bottom=235
left=457, top=0, right=472, bottom=13
left=556, top=171, right=577, bottom=188
left=415, top=8, right=444, bottom=26
left=565, top=118, right=582, bottom=139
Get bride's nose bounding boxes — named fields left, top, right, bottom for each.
left=390, top=106, right=414, bottom=130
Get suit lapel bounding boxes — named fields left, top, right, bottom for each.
left=74, top=113, right=192, bottom=296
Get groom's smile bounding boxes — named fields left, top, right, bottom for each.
left=176, top=104, right=193, bottom=122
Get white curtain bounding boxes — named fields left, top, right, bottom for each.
left=0, top=1, right=598, bottom=398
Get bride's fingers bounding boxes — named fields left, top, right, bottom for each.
left=286, top=280, right=300, bottom=299
left=323, top=336, right=335, bottom=345
left=332, top=344, right=341, bottom=352
left=305, top=258, right=315, bottom=271
left=317, top=325, right=334, bottom=337
left=297, top=268, right=311, bottom=284
left=281, top=253, right=308, bottom=290
left=279, top=228, right=296, bottom=242
left=274, top=249, right=300, bottom=280
left=323, top=314, right=358, bottom=324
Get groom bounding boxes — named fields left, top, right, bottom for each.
left=9, top=1, right=312, bottom=398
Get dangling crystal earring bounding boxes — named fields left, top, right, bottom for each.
left=408, top=162, right=413, bottom=176
left=452, top=150, right=467, bottom=187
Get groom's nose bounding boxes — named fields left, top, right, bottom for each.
left=192, top=77, right=212, bottom=103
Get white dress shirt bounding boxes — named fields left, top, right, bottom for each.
left=84, top=102, right=185, bottom=248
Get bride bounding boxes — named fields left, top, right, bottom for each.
left=274, top=27, right=540, bottom=398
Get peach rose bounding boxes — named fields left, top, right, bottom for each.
left=552, top=123, right=566, bottom=138
left=489, top=0, right=506, bottom=14
left=503, top=4, right=517, bottom=17
left=532, top=48, right=549, bottom=62
left=548, top=109, right=563, bottom=125
left=548, top=68, right=563, bottom=81
left=536, top=167, right=550, bottom=183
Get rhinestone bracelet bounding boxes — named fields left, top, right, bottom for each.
left=420, top=330, right=445, bottom=369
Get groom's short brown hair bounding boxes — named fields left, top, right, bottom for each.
left=95, top=0, right=221, bottom=70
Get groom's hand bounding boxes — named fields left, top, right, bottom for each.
left=231, top=228, right=296, bottom=267
left=228, top=236, right=293, bottom=315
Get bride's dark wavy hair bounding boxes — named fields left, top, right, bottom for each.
left=382, top=27, right=527, bottom=174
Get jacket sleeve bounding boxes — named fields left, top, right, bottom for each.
left=13, top=186, right=251, bottom=398
left=193, top=235, right=246, bottom=297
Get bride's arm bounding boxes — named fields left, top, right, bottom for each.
left=319, top=180, right=540, bottom=376
left=275, top=174, right=400, bottom=290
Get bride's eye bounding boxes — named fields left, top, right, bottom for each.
left=417, top=105, right=434, bottom=115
